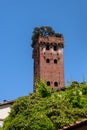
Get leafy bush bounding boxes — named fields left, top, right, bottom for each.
left=36, top=81, right=52, bottom=97
left=67, top=87, right=83, bottom=108
left=81, top=84, right=87, bottom=95
left=2, top=81, right=87, bottom=130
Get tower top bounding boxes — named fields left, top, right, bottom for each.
left=31, top=26, right=63, bottom=48
left=32, top=26, right=64, bottom=91
left=38, top=36, right=64, bottom=47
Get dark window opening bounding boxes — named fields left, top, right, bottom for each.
left=54, top=59, right=57, bottom=64
left=44, top=52, right=46, bottom=55
left=38, top=61, right=39, bottom=65
left=34, top=64, right=37, bottom=74
left=54, top=45, right=57, bottom=51
left=47, top=81, right=50, bottom=86
left=46, top=59, right=50, bottom=63
left=54, top=82, right=58, bottom=86
left=46, top=45, right=50, bottom=50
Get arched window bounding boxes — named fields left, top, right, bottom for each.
left=54, top=45, right=57, bottom=51
left=46, top=44, right=50, bottom=50
left=47, top=81, right=50, bottom=86
left=54, top=82, right=58, bottom=86
left=46, top=59, right=50, bottom=63
left=54, top=59, right=57, bottom=64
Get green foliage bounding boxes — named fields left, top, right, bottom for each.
left=67, top=87, right=83, bottom=108
left=71, top=81, right=79, bottom=88
left=2, top=81, right=87, bottom=130
left=81, top=84, right=87, bottom=95
left=31, top=26, right=63, bottom=47
left=36, top=81, right=52, bottom=97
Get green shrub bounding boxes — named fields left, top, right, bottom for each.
left=36, top=81, right=52, bottom=97
left=81, top=85, right=87, bottom=95
left=2, top=81, right=87, bottom=130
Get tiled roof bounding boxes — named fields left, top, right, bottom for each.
left=60, top=119, right=87, bottom=130
left=0, top=100, right=14, bottom=106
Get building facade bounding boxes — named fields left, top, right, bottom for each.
left=32, top=36, right=64, bottom=91
left=0, top=100, right=14, bottom=127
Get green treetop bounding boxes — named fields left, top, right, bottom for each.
left=31, top=26, right=63, bottom=47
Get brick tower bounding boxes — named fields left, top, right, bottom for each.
left=32, top=28, right=64, bottom=91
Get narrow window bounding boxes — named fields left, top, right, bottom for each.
left=54, top=82, right=58, bottom=86
left=47, top=81, right=50, bottom=86
left=46, top=59, right=50, bottom=63
left=54, top=45, right=57, bottom=51
left=46, top=45, right=50, bottom=50
left=54, top=59, right=57, bottom=64
left=34, top=64, right=36, bottom=74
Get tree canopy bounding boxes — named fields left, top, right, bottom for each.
left=31, top=26, right=63, bottom=47
left=2, top=81, right=87, bottom=130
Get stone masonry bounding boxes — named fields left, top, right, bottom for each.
left=32, top=36, right=64, bottom=91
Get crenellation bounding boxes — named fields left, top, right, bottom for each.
left=39, top=36, right=64, bottom=45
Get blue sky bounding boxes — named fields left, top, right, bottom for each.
left=0, top=0, right=87, bottom=101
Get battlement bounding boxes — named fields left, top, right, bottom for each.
left=38, top=36, right=64, bottom=47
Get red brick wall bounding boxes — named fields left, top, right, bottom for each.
left=33, top=36, right=64, bottom=91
